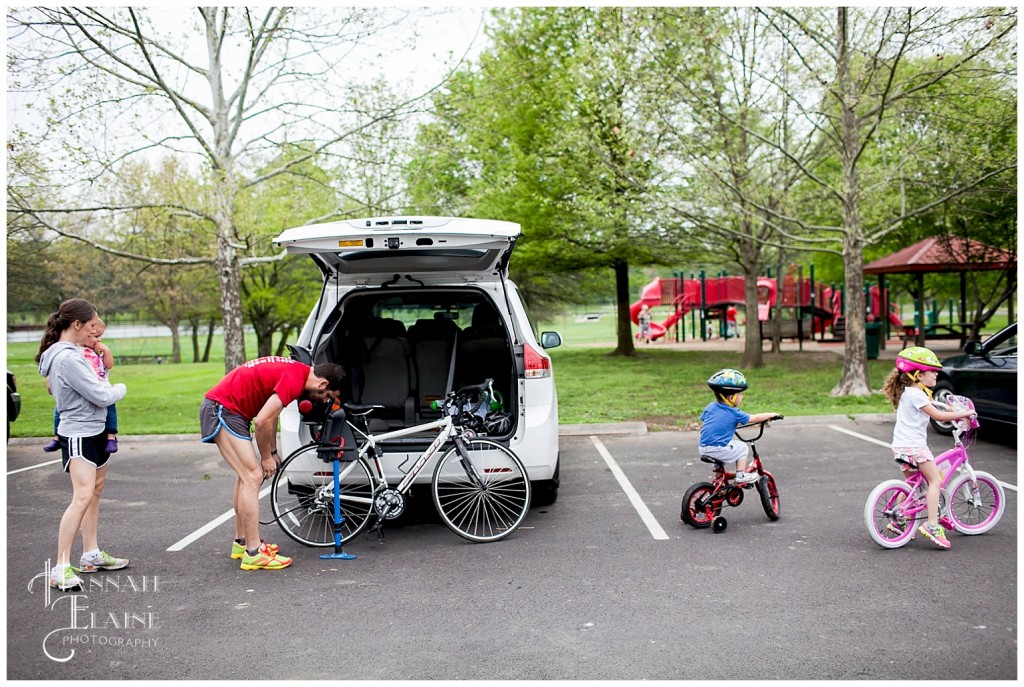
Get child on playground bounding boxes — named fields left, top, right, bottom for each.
left=44, top=319, right=119, bottom=454
left=699, top=368, right=779, bottom=484
left=882, top=347, right=975, bottom=549
left=638, top=304, right=652, bottom=344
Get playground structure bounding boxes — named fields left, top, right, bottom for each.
left=630, top=271, right=905, bottom=344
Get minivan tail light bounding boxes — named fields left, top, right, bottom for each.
left=524, top=343, right=551, bottom=379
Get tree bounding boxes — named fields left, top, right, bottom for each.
left=648, top=7, right=813, bottom=368
left=743, top=7, right=1016, bottom=395
left=409, top=7, right=696, bottom=354
left=7, top=7, right=434, bottom=370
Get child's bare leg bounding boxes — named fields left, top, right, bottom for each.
left=918, top=460, right=942, bottom=526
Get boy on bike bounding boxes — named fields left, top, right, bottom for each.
left=200, top=356, right=346, bottom=570
left=699, top=369, right=779, bottom=484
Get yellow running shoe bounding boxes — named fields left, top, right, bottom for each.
left=240, top=543, right=292, bottom=571
left=230, top=540, right=279, bottom=560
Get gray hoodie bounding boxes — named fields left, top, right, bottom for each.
left=38, top=342, right=127, bottom=437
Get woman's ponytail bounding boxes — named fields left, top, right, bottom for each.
left=35, top=299, right=97, bottom=364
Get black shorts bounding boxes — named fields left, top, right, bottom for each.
left=60, top=433, right=111, bottom=472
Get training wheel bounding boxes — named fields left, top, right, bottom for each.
left=712, top=517, right=728, bottom=533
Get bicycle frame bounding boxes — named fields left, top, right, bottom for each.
left=890, top=428, right=976, bottom=525
left=345, top=413, right=474, bottom=494
left=703, top=422, right=772, bottom=494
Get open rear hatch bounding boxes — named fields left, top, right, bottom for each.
left=274, top=216, right=520, bottom=286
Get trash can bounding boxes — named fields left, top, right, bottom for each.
left=865, top=322, right=882, bottom=359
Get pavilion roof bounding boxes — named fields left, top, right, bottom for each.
left=864, top=234, right=1016, bottom=275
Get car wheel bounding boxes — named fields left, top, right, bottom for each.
left=929, top=381, right=956, bottom=436
left=531, top=461, right=559, bottom=508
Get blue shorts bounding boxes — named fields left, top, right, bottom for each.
left=60, top=433, right=111, bottom=472
left=199, top=398, right=251, bottom=443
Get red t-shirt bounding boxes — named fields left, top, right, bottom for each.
left=205, top=357, right=310, bottom=421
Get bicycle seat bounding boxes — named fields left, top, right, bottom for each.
left=699, top=455, right=724, bottom=465
left=343, top=402, right=384, bottom=417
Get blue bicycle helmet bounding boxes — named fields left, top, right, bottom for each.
left=707, top=368, right=748, bottom=396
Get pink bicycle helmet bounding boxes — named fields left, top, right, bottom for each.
left=896, top=346, right=942, bottom=374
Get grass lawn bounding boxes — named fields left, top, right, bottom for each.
left=11, top=304, right=1007, bottom=437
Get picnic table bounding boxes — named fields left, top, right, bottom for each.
left=115, top=354, right=167, bottom=365
left=899, top=323, right=971, bottom=349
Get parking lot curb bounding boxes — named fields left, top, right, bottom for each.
left=8, top=414, right=896, bottom=446
left=559, top=422, right=648, bottom=436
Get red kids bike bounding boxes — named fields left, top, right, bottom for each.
left=681, top=416, right=783, bottom=533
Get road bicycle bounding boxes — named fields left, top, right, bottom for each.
left=680, top=416, right=783, bottom=533
left=864, top=395, right=1005, bottom=549
left=269, top=379, right=531, bottom=547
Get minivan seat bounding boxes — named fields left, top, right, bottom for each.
left=359, top=316, right=417, bottom=428
left=408, top=316, right=460, bottom=413
left=458, top=304, right=512, bottom=406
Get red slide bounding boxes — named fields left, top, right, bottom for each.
left=631, top=278, right=693, bottom=341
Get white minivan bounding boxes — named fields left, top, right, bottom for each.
left=274, top=216, right=562, bottom=506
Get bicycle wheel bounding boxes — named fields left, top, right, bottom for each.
left=432, top=438, right=531, bottom=542
left=681, top=482, right=715, bottom=529
left=864, top=479, right=915, bottom=549
left=757, top=474, right=781, bottom=521
left=270, top=444, right=375, bottom=547
left=944, top=470, right=1005, bottom=535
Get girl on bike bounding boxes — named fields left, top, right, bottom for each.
left=882, top=347, right=975, bottom=549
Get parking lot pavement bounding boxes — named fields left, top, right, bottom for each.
left=6, top=418, right=1017, bottom=680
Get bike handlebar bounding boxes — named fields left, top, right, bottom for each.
left=736, top=415, right=784, bottom=429
left=454, top=378, right=493, bottom=399
left=734, top=415, right=783, bottom=442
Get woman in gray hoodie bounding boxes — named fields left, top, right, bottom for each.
left=37, top=299, right=128, bottom=591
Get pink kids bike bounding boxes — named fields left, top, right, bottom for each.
left=864, top=395, right=1006, bottom=549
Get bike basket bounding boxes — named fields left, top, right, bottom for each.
left=316, top=409, right=359, bottom=462
left=946, top=394, right=980, bottom=432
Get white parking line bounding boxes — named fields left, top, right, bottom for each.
left=166, top=485, right=272, bottom=551
left=827, top=425, right=1018, bottom=492
left=7, top=458, right=62, bottom=475
left=590, top=435, right=669, bottom=541
left=827, top=425, right=892, bottom=449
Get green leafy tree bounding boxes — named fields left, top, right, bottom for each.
left=647, top=7, right=813, bottom=368
left=735, top=7, right=1016, bottom=395
left=237, top=143, right=336, bottom=356
left=409, top=7, right=697, bottom=354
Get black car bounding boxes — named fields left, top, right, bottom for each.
left=930, top=322, right=1017, bottom=436
left=7, top=370, right=21, bottom=441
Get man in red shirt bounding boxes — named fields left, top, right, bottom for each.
left=200, top=357, right=346, bottom=570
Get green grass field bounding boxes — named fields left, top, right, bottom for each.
left=7, top=308, right=1008, bottom=437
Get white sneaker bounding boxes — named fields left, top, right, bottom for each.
left=734, top=471, right=759, bottom=484
left=79, top=550, right=129, bottom=572
left=50, top=565, right=83, bottom=591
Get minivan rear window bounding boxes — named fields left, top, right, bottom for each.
left=335, top=249, right=501, bottom=275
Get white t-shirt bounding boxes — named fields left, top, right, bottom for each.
left=891, top=386, right=932, bottom=448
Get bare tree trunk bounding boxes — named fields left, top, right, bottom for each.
left=612, top=258, right=637, bottom=356
left=741, top=268, right=763, bottom=368
left=830, top=7, right=871, bottom=397
left=203, top=318, right=217, bottom=363
left=190, top=322, right=201, bottom=363
left=833, top=238, right=871, bottom=395
left=215, top=231, right=246, bottom=370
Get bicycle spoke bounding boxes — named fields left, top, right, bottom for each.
left=432, top=439, right=530, bottom=542
left=271, top=445, right=376, bottom=547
